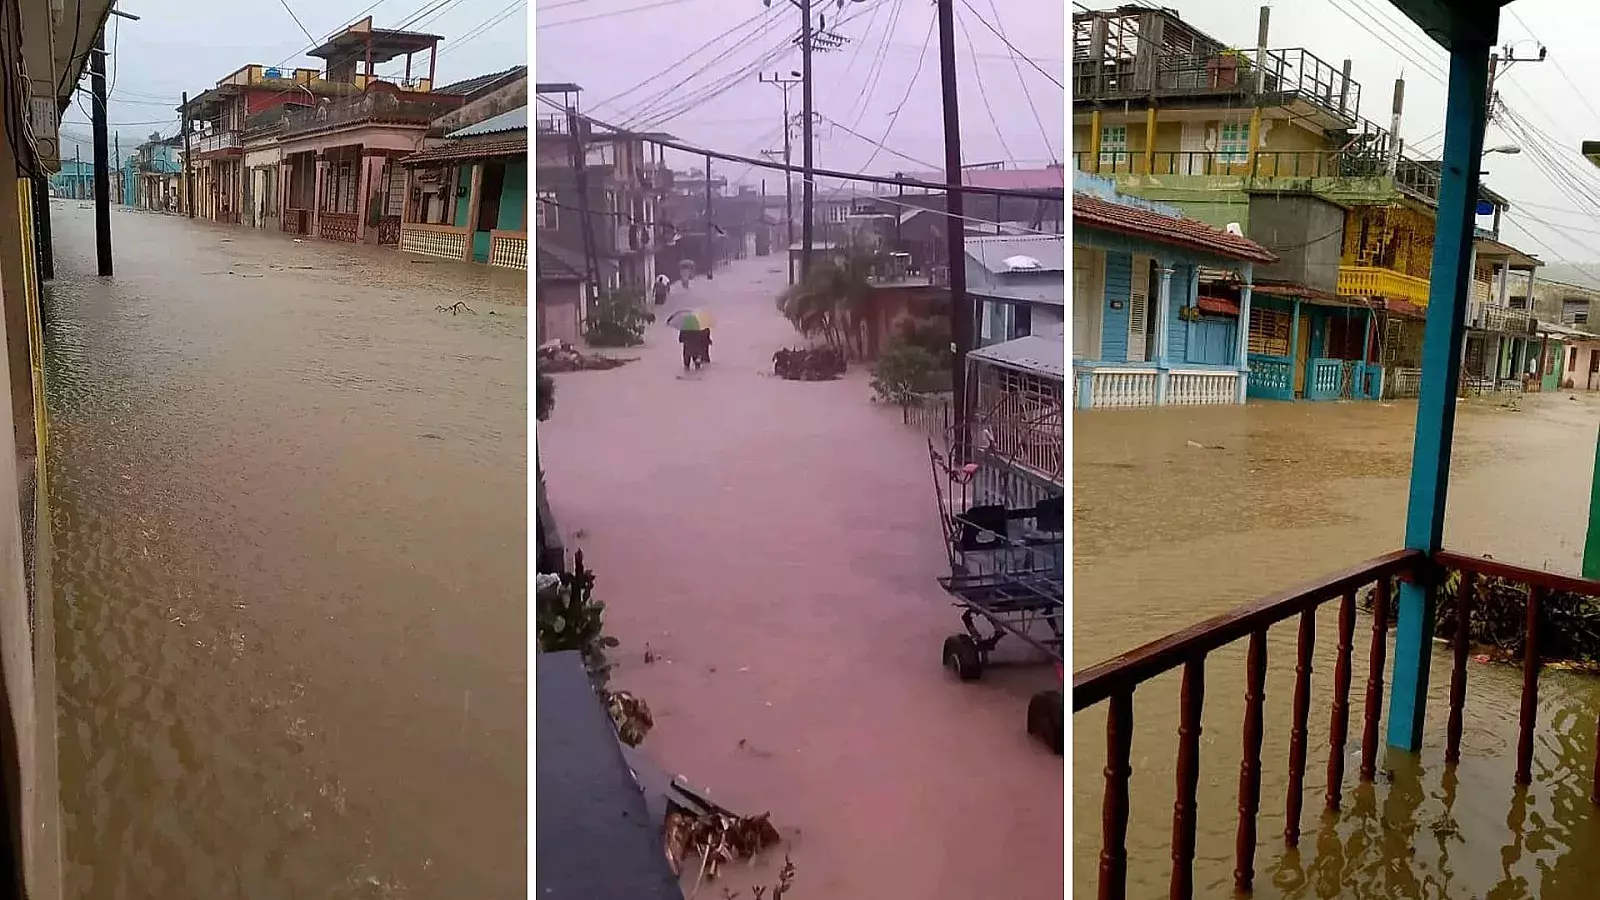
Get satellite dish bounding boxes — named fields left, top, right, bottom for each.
left=1225, top=222, right=1243, bottom=236
left=1002, top=254, right=1042, bottom=271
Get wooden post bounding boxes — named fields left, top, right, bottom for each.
left=1143, top=106, right=1156, bottom=174
left=428, top=45, right=437, bottom=87
left=1389, top=27, right=1495, bottom=753
left=312, top=153, right=328, bottom=238
left=355, top=154, right=374, bottom=241
left=1089, top=109, right=1102, bottom=174
left=464, top=163, right=484, bottom=261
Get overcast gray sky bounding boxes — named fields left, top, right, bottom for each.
left=1165, top=0, right=1600, bottom=277
left=59, top=0, right=526, bottom=161
left=533, top=0, right=1065, bottom=195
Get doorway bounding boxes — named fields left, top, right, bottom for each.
left=472, top=162, right=506, bottom=263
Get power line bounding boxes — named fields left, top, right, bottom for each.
left=985, top=0, right=1054, bottom=163
left=1324, top=0, right=1444, bottom=87
left=853, top=5, right=937, bottom=178
left=591, top=7, right=779, bottom=114
left=954, top=0, right=1060, bottom=88
left=537, top=0, right=698, bottom=30
left=437, top=0, right=525, bottom=59
left=616, top=13, right=793, bottom=129
left=955, top=5, right=1014, bottom=167
left=535, top=96, right=1065, bottom=200
left=817, top=113, right=938, bottom=169
left=276, top=0, right=320, bottom=45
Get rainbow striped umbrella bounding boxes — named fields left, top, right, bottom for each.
left=666, top=310, right=713, bottom=332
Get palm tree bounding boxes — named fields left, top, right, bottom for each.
left=777, top=240, right=885, bottom=358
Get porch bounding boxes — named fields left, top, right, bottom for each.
left=1075, top=5, right=1596, bottom=898
left=1245, top=291, right=1386, bottom=402
left=396, top=112, right=528, bottom=268
left=1071, top=187, right=1277, bottom=411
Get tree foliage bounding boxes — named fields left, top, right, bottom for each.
left=776, top=242, right=885, bottom=359
left=584, top=288, right=656, bottom=347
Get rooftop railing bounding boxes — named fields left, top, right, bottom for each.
left=1074, top=46, right=1361, bottom=123
left=279, top=93, right=461, bottom=137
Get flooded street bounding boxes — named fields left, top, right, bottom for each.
left=44, top=204, right=527, bottom=898
left=1075, top=395, right=1600, bottom=898
left=538, top=257, right=1063, bottom=898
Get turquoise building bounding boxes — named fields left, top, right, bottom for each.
left=398, top=105, right=528, bottom=269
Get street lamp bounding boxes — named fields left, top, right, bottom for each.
left=1484, top=144, right=1521, bottom=155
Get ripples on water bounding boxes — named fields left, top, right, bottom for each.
left=44, top=208, right=527, bottom=899
left=1074, top=397, right=1600, bottom=899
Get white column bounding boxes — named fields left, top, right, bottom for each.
left=1497, top=261, right=1510, bottom=306
left=312, top=154, right=327, bottom=238
left=1154, top=265, right=1174, bottom=405
left=356, top=154, right=375, bottom=241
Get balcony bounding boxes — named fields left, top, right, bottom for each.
left=192, top=129, right=241, bottom=155
left=1075, top=550, right=1600, bottom=898
left=279, top=93, right=462, bottom=138
left=1077, top=147, right=1445, bottom=206
left=1337, top=265, right=1431, bottom=307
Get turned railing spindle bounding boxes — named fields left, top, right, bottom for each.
left=1326, top=591, right=1356, bottom=810
left=1446, top=571, right=1476, bottom=764
left=1516, top=586, right=1543, bottom=786
left=1360, top=578, right=1390, bottom=782
left=1234, top=630, right=1267, bottom=893
left=1285, top=608, right=1315, bottom=846
left=1169, top=659, right=1204, bottom=900
left=1100, top=690, right=1134, bottom=900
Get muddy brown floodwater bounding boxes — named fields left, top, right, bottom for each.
left=1075, top=394, right=1600, bottom=899
left=44, top=204, right=527, bottom=898
left=538, top=257, right=1064, bottom=898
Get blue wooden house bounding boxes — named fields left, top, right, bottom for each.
left=1071, top=176, right=1278, bottom=409
left=48, top=158, right=95, bottom=200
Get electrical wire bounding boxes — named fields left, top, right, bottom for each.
left=840, top=0, right=903, bottom=135
left=626, top=25, right=799, bottom=131
left=816, top=113, right=938, bottom=170
left=984, top=0, right=1055, bottom=164
left=852, top=5, right=936, bottom=179
left=436, top=0, right=526, bottom=59
left=955, top=6, right=1014, bottom=168
left=537, top=0, right=699, bottom=30
left=1323, top=0, right=1444, bottom=87
left=954, top=0, right=1060, bottom=89
left=277, top=0, right=320, bottom=45
left=609, top=10, right=791, bottom=128
left=589, top=7, right=779, bottom=115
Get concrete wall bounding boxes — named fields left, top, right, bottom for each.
left=1248, top=194, right=1344, bottom=293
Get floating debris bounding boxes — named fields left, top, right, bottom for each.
left=602, top=689, right=653, bottom=747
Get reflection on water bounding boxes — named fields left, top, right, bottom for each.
left=45, top=207, right=527, bottom=898
left=1074, top=394, right=1600, bottom=899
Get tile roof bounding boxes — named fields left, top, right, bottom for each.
left=1073, top=193, right=1278, bottom=264
left=401, top=136, right=526, bottom=166
left=433, top=65, right=527, bottom=98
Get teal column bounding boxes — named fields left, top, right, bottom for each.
left=1584, top=424, right=1600, bottom=579
left=1289, top=300, right=1301, bottom=396
left=1389, top=32, right=1494, bottom=752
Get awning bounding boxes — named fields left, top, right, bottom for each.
left=401, top=136, right=527, bottom=167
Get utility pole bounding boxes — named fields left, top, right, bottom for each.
left=114, top=131, right=121, bottom=205
left=800, top=0, right=815, bottom=279
left=74, top=146, right=82, bottom=200
left=182, top=91, right=195, bottom=218
left=1487, top=42, right=1546, bottom=120
left=703, top=154, right=714, bottom=279
left=567, top=106, right=604, bottom=301
left=758, top=71, right=801, bottom=284
left=91, top=27, right=112, bottom=276
left=935, top=0, right=971, bottom=462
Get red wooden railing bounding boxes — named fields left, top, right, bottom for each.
left=1074, top=548, right=1600, bottom=900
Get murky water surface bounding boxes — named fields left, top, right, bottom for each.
left=44, top=204, right=527, bottom=898
left=537, top=258, right=1063, bottom=898
left=1075, top=394, right=1600, bottom=898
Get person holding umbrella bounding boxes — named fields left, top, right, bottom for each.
left=666, top=310, right=713, bottom=371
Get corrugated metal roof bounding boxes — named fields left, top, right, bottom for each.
left=965, top=234, right=1065, bottom=273
left=435, top=65, right=527, bottom=98
left=447, top=106, right=527, bottom=138
left=968, top=327, right=1065, bottom=380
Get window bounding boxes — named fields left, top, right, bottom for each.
left=1099, top=125, right=1128, bottom=171
left=1572, top=347, right=1579, bottom=370
left=1509, top=295, right=1527, bottom=310
left=1248, top=307, right=1291, bottom=356
left=1564, top=297, right=1590, bottom=325
left=1219, top=123, right=1250, bottom=165
left=536, top=190, right=559, bottom=230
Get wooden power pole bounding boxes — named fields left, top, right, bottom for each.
left=181, top=91, right=195, bottom=218
left=90, top=27, right=112, bottom=276
left=566, top=106, right=603, bottom=300
left=935, top=0, right=971, bottom=461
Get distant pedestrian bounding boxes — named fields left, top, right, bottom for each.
left=654, top=274, right=671, bottom=306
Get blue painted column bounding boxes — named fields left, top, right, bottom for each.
left=1236, top=264, right=1254, bottom=404
left=1389, top=33, right=1494, bottom=753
